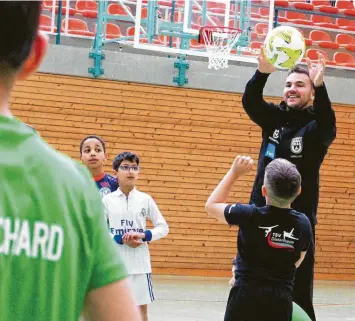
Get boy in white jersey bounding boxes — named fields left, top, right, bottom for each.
left=102, top=151, right=169, bottom=321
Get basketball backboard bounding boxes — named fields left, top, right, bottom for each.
left=133, top=0, right=276, bottom=65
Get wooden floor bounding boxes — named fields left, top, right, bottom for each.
left=149, top=275, right=355, bottom=321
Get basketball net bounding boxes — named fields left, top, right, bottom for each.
left=200, top=27, right=242, bottom=70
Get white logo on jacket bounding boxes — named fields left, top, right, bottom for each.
left=291, top=137, right=303, bottom=154
left=272, top=129, right=280, bottom=139
left=99, top=187, right=112, bottom=198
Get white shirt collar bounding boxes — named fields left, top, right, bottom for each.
left=115, top=187, right=137, bottom=198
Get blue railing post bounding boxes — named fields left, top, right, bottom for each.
left=146, top=0, right=157, bottom=43
left=173, top=57, right=189, bottom=86
left=55, top=0, right=63, bottom=45
left=89, top=0, right=106, bottom=77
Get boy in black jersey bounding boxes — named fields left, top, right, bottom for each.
left=205, top=156, right=312, bottom=321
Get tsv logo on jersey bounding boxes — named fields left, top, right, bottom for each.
left=259, top=225, right=298, bottom=250
left=291, top=137, right=303, bottom=154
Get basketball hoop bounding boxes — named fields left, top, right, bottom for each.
left=199, top=26, right=242, bottom=70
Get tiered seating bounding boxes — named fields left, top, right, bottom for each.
left=126, top=26, right=165, bottom=44
left=336, top=34, right=355, bottom=51
left=95, top=23, right=122, bottom=39
left=333, top=51, right=355, bottom=67
left=75, top=0, right=98, bottom=18
left=309, top=30, right=339, bottom=49
left=61, top=18, right=95, bottom=37
left=337, top=18, right=355, bottom=30
left=39, top=14, right=57, bottom=32
left=288, top=0, right=314, bottom=11
left=206, top=1, right=234, bottom=14
left=39, top=0, right=355, bottom=70
left=304, top=48, right=337, bottom=65
left=285, top=11, right=314, bottom=25
left=108, top=3, right=133, bottom=16
left=305, top=48, right=355, bottom=67
left=312, top=0, right=339, bottom=14
left=311, top=14, right=338, bottom=28
left=335, top=0, right=355, bottom=16
left=43, top=0, right=76, bottom=15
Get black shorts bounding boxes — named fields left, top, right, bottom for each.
left=224, top=283, right=293, bottom=321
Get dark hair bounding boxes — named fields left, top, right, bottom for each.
left=265, top=159, right=301, bottom=202
left=113, top=152, right=140, bottom=171
left=0, top=2, right=41, bottom=75
left=288, top=65, right=310, bottom=77
left=80, top=135, right=106, bottom=154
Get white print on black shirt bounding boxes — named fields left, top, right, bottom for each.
left=259, top=226, right=298, bottom=250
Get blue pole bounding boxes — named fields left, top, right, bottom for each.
left=169, top=0, right=176, bottom=48
left=56, top=0, right=63, bottom=44
left=89, top=0, right=105, bottom=77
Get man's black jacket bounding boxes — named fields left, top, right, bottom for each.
left=242, top=70, right=336, bottom=226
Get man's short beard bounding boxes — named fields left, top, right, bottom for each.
left=286, top=101, right=309, bottom=111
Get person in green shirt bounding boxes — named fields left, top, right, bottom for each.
left=0, top=2, right=142, bottom=321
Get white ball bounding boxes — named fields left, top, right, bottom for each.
left=264, top=26, right=306, bottom=70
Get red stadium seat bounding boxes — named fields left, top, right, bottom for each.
left=168, top=11, right=181, bottom=23
left=251, top=7, right=261, bottom=18
left=277, top=12, right=290, bottom=23
left=285, top=11, right=314, bottom=25
left=309, top=30, right=339, bottom=49
left=336, top=33, right=355, bottom=51
left=311, top=15, right=338, bottom=28
left=61, top=18, right=95, bottom=37
left=248, top=3, right=288, bottom=21
left=257, top=7, right=288, bottom=22
left=335, top=0, right=355, bottom=16
left=304, top=49, right=337, bottom=65
left=125, top=26, right=164, bottom=44
left=157, top=0, right=172, bottom=7
left=259, top=7, right=270, bottom=18
left=43, top=0, right=77, bottom=15
left=289, top=0, right=314, bottom=11
left=95, top=23, right=122, bottom=39
left=207, top=1, right=234, bottom=14
left=190, top=38, right=205, bottom=48
left=311, top=0, right=339, bottom=13
left=275, top=0, right=289, bottom=7
left=39, top=14, right=57, bottom=32
left=337, top=18, right=355, bottom=31
left=108, top=3, right=132, bottom=16
left=126, top=26, right=137, bottom=37
left=141, top=7, right=148, bottom=19
left=228, top=19, right=240, bottom=29
left=333, top=51, right=355, bottom=67
left=254, top=23, right=269, bottom=38
left=75, top=0, right=98, bottom=18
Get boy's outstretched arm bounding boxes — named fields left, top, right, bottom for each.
left=205, top=156, right=254, bottom=224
